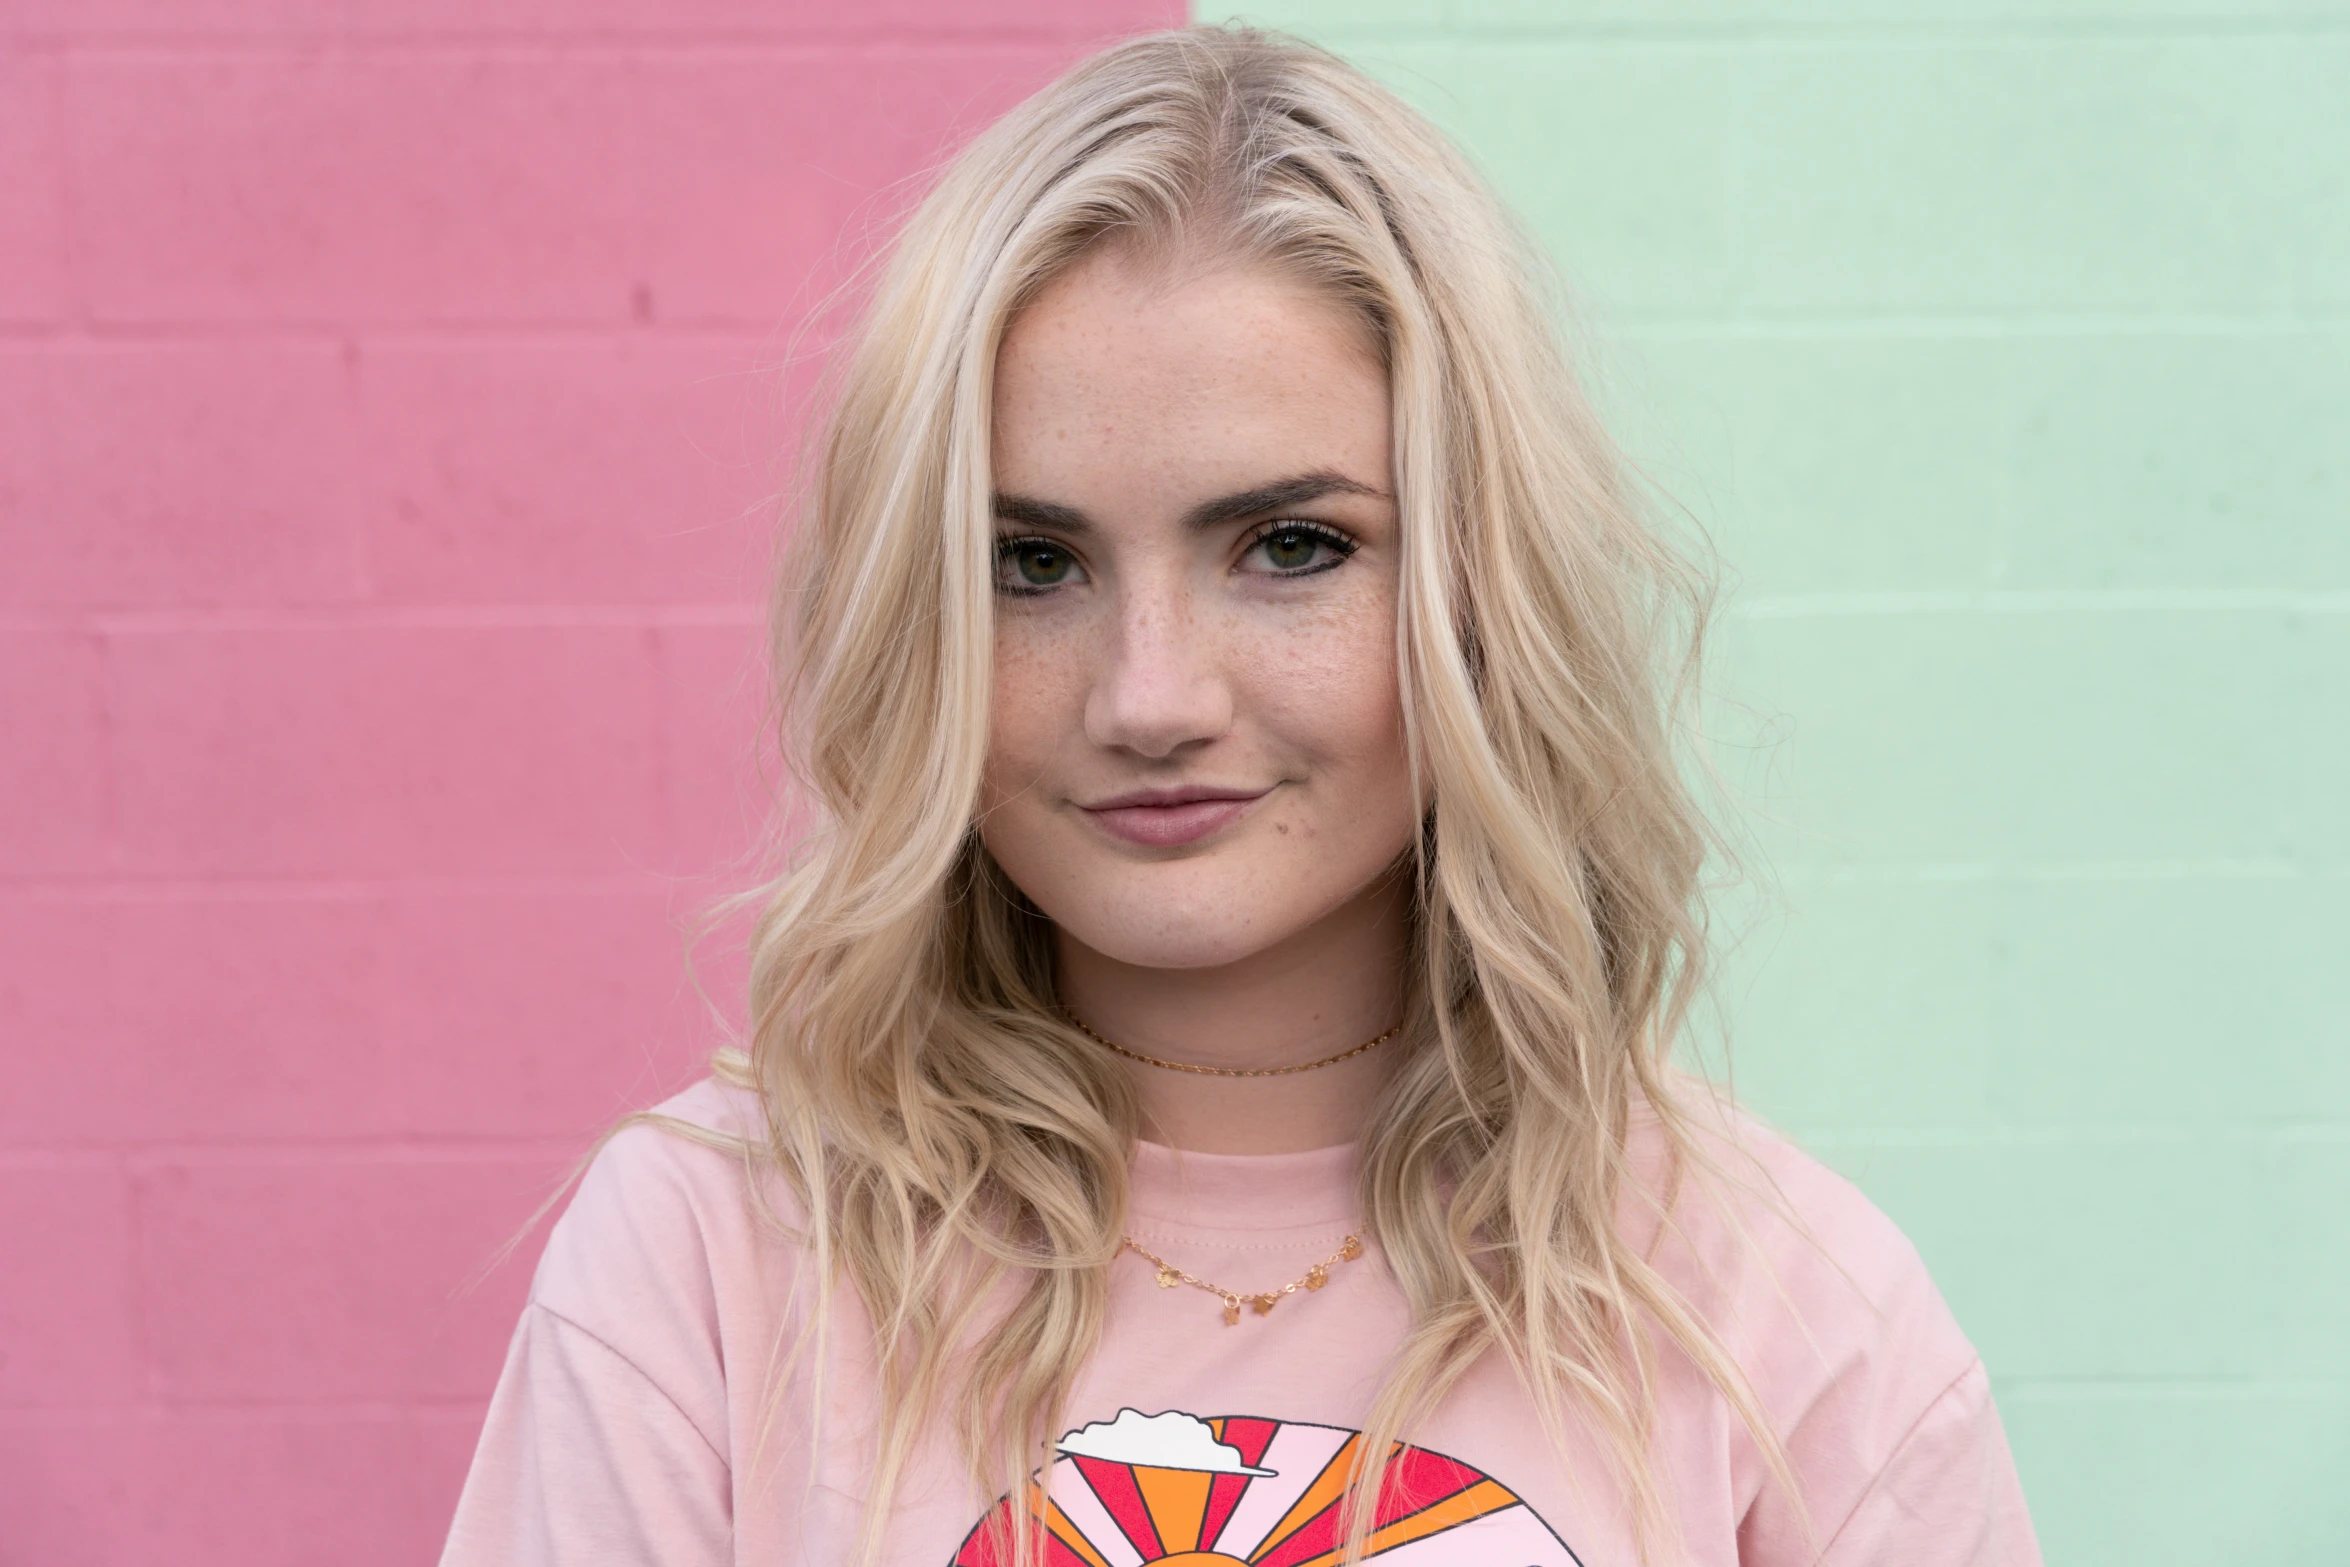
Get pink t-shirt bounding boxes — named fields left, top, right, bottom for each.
left=441, top=1079, right=2039, bottom=1566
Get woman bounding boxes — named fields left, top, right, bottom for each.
left=442, top=26, right=2038, bottom=1567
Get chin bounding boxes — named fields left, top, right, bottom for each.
left=1059, top=911, right=1276, bottom=972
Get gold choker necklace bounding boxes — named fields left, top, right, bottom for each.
left=1062, top=1008, right=1402, bottom=1078
left=1121, top=1233, right=1366, bottom=1325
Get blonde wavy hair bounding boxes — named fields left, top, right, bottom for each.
left=729, top=22, right=1785, bottom=1563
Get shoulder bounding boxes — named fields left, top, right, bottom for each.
left=1641, top=1105, right=2043, bottom=1560
left=529, top=1075, right=806, bottom=1355
left=1631, top=1094, right=1985, bottom=1430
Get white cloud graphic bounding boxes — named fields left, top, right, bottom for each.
left=1056, top=1409, right=1277, bottom=1476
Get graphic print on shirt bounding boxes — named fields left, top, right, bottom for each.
left=951, top=1408, right=1584, bottom=1567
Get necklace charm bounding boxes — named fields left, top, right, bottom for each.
left=1119, top=1234, right=1368, bottom=1325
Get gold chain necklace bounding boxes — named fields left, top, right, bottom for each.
left=1120, top=1233, right=1366, bottom=1325
left=1063, top=1009, right=1402, bottom=1078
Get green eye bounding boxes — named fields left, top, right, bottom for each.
left=1261, top=528, right=1321, bottom=569
left=997, top=538, right=1077, bottom=591
left=1245, top=523, right=1355, bottom=575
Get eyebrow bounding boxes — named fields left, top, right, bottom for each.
left=990, top=469, right=1386, bottom=536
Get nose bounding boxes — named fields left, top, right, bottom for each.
left=1082, top=577, right=1234, bottom=760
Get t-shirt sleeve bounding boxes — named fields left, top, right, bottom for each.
left=1808, top=1360, right=2040, bottom=1567
left=440, top=1302, right=733, bottom=1567
left=439, top=1091, right=771, bottom=1567
left=1668, top=1121, right=2045, bottom=1567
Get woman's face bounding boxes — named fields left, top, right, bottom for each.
left=980, top=248, right=1417, bottom=972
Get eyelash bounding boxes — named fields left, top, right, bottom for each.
left=1239, top=520, right=1360, bottom=576
left=993, top=534, right=1076, bottom=598
left=991, top=520, right=1362, bottom=596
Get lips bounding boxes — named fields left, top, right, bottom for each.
left=1079, top=786, right=1271, bottom=848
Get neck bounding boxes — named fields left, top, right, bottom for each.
left=1055, top=874, right=1410, bottom=1155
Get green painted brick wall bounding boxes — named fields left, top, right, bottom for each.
left=1208, top=3, right=2350, bottom=1560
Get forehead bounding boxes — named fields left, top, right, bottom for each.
left=991, top=248, right=1390, bottom=511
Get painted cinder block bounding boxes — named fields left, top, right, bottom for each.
left=0, top=894, right=400, bottom=1148
left=0, top=1415, right=147, bottom=1567
left=1810, top=1135, right=2273, bottom=1381
left=0, top=629, right=108, bottom=879
left=1629, top=327, right=2349, bottom=597
left=653, top=618, right=775, bottom=877
left=1327, top=41, right=1737, bottom=320
left=64, top=39, right=1179, bottom=329
left=135, top=1155, right=555, bottom=1404
left=0, top=342, right=368, bottom=608
left=106, top=894, right=405, bottom=1144
left=381, top=884, right=717, bottom=1139
left=0, top=899, right=113, bottom=1148
left=7, top=0, right=1181, bottom=39
left=1708, top=874, right=2000, bottom=1135
left=1986, top=873, right=2350, bottom=1125
left=2, top=888, right=717, bottom=1147
left=0, top=1411, right=454, bottom=1567
left=1998, top=330, right=2350, bottom=591
left=1732, top=40, right=2347, bottom=315
left=0, top=1165, right=143, bottom=1408
left=105, top=624, right=668, bottom=878
left=1327, top=0, right=2350, bottom=27
left=0, top=51, right=68, bottom=323
left=68, top=53, right=648, bottom=325
left=414, top=1405, right=498, bottom=1558
left=2266, top=1136, right=2350, bottom=1380
left=1719, top=607, right=2350, bottom=867
left=626, top=46, right=1110, bottom=326
left=2000, top=1385, right=2350, bottom=1565
left=1607, top=332, right=2015, bottom=598
left=352, top=336, right=774, bottom=606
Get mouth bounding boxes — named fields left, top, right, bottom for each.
left=1077, top=785, right=1273, bottom=848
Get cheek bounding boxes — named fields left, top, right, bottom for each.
left=1245, top=599, right=1411, bottom=806
left=983, top=617, right=1082, bottom=802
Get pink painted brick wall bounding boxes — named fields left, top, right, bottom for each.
left=0, top=2, right=1180, bottom=1560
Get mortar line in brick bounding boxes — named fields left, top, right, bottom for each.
left=0, top=871, right=727, bottom=899
left=1996, top=1375, right=2350, bottom=1398
left=0, top=1148, right=126, bottom=1172
left=111, top=1137, right=600, bottom=1168
left=61, top=604, right=762, bottom=635
left=0, top=1140, right=594, bottom=1169
left=1729, top=589, right=2350, bottom=617
left=1256, top=19, right=2350, bottom=45
left=38, top=35, right=1139, bottom=64
left=1607, top=315, right=2350, bottom=338
left=1793, top=1127, right=2288, bottom=1149
left=0, top=607, right=763, bottom=634
left=0, top=1399, right=497, bottom=1427
left=0, top=316, right=816, bottom=340
left=2275, top=1126, right=2350, bottom=1146
left=1767, top=859, right=2341, bottom=883
left=145, top=1396, right=507, bottom=1415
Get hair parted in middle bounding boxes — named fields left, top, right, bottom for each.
left=725, top=22, right=1789, bottom=1563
